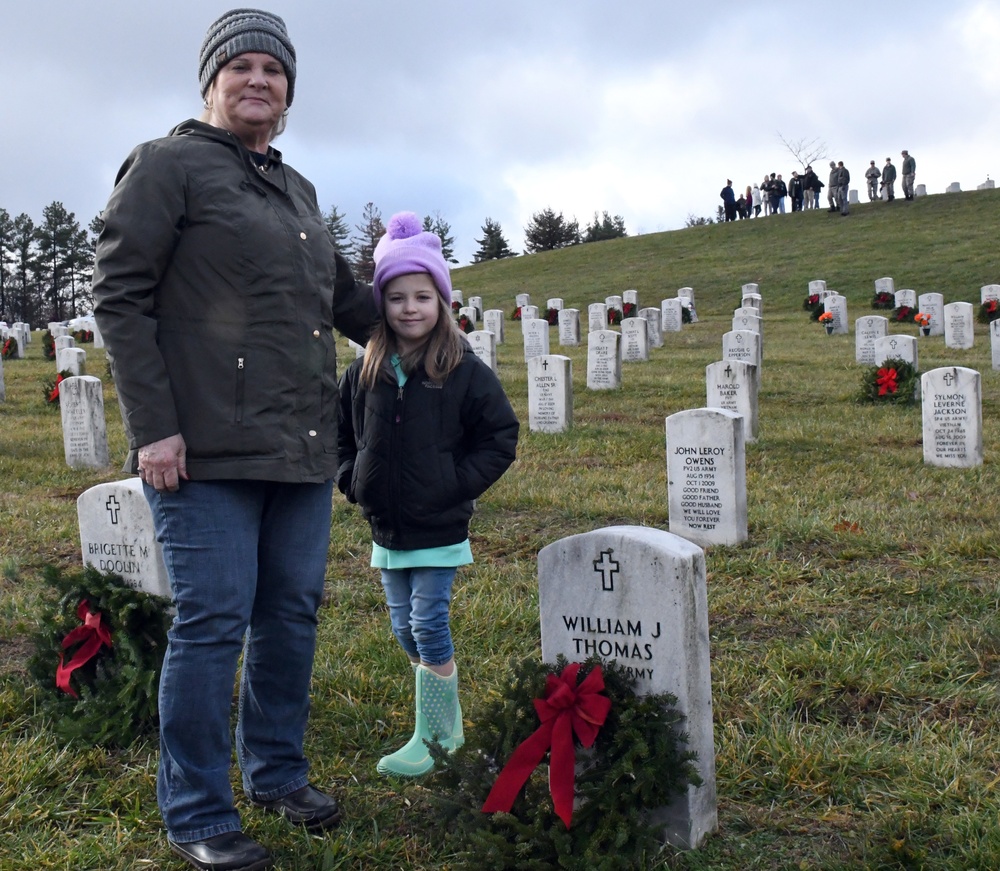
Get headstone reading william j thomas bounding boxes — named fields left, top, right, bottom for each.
left=538, top=525, right=718, bottom=849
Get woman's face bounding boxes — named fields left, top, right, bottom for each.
left=206, top=52, right=287, bottom=151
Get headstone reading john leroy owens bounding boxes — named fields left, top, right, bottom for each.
left=666, top=408, right=747, bottom=547
left=538, top=525, right=718, bottom=850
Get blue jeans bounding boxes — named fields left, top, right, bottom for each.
left=380, top=567, right=456, bottom=665
left=144, top=478, right=333, bottom=842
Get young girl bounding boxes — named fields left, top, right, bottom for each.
left=337, top=212, right=519, bottom=777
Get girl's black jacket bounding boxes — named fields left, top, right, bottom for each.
left=336, top=346, right=519, bottom=550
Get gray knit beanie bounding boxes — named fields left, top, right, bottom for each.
left=199, top=9, right=297, bottom=106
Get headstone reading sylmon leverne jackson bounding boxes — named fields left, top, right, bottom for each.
left=620, top=317, right=649, bottom=363
left=706, top=360, right=758, bottom=442
left=586, top=329, right=622, bottom=390
left=60, top=375, right=110, bottom=469
left=78, top=478, right=171, bottom=598
left=467, top=330, right=497, bottom=372
left=921, top=367, right=982, bottom=468
left=943, top=301, right=974, bottom=350
left=522, top=318, right=550, bottom=361
left=666, top=408, right=747, bottom=547
left=527, top=354, right=572, bottom=433
left=483, top=310, right=505, bottom=344
left=557, top=308, right=580, bottom=346
left=917, top=292, right=944, bottom=336
left=537, top=525, right=718, bottom=849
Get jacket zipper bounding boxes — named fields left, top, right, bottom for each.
left=235, top=356, right=245, bottom=424
left=389, top=383, right=404, bottom=536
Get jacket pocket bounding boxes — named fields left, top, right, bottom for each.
left=234, top=355, right=246, bottom=424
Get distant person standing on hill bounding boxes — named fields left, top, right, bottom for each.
left=761, top=175, right=772, bottom=216
left=836, top=161, right=851, bottom=215
left=865, top=161, right=881, bottom=201
left=901, top=150, right=916, bottom=199
left=751, top=183, right=762, bottom=217
left=882, top=157, right=897, bottom=201
left=803, top=165, right=821, bottom=209
left=827, top=161, right=839, bottom=211
left=720, top=180, right=737, bottom=222
left=788, top=172, right=804, bottom=212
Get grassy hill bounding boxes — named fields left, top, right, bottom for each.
left=1, top=190, right=1000, bottom=869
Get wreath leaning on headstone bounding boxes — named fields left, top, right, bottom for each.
left=859, top=357, right=920, bottom=405
left=27, top=565, right=172, bottom=747
left=425, top=655, right=700, bottom=871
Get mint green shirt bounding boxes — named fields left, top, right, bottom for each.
left=370, top=354, right=473, bottom=570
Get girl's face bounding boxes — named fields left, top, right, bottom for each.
left=384, top=273, right=441, bottom=354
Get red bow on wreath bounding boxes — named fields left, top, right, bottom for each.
left=482, top=662, right=611, bottom=828
left=876, top=367, right=899, bottom=395
left=55, top=599, right=113, bottom=698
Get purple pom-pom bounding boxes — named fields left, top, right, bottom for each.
left=387, top=211, right=423, bottom=241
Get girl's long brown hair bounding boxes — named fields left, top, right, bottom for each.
left=359, top=293, right=467, bottom=389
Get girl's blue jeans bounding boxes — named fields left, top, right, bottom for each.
left=379, top=566, right=456, bottom=666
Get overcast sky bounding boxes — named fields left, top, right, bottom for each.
left=6, top=1, right=1000, bottom=264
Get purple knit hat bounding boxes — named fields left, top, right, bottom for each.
left=372, top=212, right=452, bottom=308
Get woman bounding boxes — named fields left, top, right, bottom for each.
left=93, top=10, right=376, bottom=871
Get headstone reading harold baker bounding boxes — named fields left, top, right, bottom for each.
left=538, top=525, right=717, bottom=850
left=666, top=408, right=747, bottom=547
left=77, top=478, right=171, bottom=599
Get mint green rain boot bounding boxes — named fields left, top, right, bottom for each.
left=377, top=665, right=464, bottom=777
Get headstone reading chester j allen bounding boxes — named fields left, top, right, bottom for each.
left=60, top=375, right=110, bottom=469
left=78, top=479, right=171, bottom=599
left=666, top=408, right=747, bottom=547
left=538, top=525, right=718, bottom=849
left=527, top=355, right=572, bottom=433
left=921, top=367, right=982, bottom=468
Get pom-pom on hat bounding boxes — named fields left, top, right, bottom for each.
left=372, top=212, right=453, bottom=308
left=199, top=9, right=297, bottom=106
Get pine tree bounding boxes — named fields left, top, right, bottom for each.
left=0, top=208, right=13, bottom=321
left=352, top=202, right=385, bottom=283
left=472, top=218, right=517, bottom=263
left=422, top=212, right=458, bottom=264
left=9, top=213, right=39, bottom=324
left=523, top=208, right=580, bottom=254
left=323, top=205, right=355, bottom=262
left=34, top=201, right=80, bottom=321
left=582, top=211, right=627, bottom=243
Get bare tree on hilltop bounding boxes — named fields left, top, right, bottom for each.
left=352, top=202, right=385, bottom=284
left=473, top=218, right=517, bottom=262
left=523, top=208, right=581, bottom=254
left=778, top=133, right=827, bottom=170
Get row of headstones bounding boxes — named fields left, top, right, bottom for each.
left=1, top=321, right=32, bottom=358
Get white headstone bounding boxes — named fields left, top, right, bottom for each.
left=639, top=307, right=663, bottom=348
left=741, top=294, right=762, bottom=313
left=808, top=279, right=827, bottom=295
left=522, top=318, right=550, bottom=361
left=605, top=295, right=623, bottom=312
left=661, top=299, right=683, bottom=334
left=894, top=289, right=918, bottom=310
left=467, top=330, right=497, bottom=372
left=557, top=308, right=580, bottom=346
left=92, top=320, right=105, bottom=349
left=732, top=307, right=757, bottom=320
left=706, top=360, right=758, bottom=442
left=622, top=289, right=639, bottom=308
left=917, top=292, right=945, bottom=336
left=666, top=408, right=747, bottom=547
left=482, top=310, right=505, bottom=344
left=946, top=182, right=962, bottom=193
left=451, top=289, right=464, bottom=306
left=722, top=330, right=762, bottom=390
left=527, top=354, right=573, bottom=433
left=586, top=330, right=622, bottom=390
left=921, top=367, right=982, bottom=468
left=0, top=355, right=4, bottom=403
left=537, top=526, right=718, bottom=850
left=855, top=316, right=888, bottom=365
left=981, top=285, right=1000, bottom=304
left=621, top=317, right=649, bottom=363
left=57, top=346, right=87, bottom=376
left=823, top=295, right=849, bottom=335
left=731, top=314, right=763, bottom=352
left=77, top=479, right=171, bottom=599
left=741, top=283, right=759, bottom=296
left=677, top=286, right=695, bottom=305
left=55, top=335, right=76, bottom=353
left=60, top=375, right=110, bottom=469
left=943, top=302, right=974, bottom=350
left=588, top=303, right=608, bottom=333
left=991, top=320, right=1000, bottom=370
left=515, top=293, right=531, bottom=308
left=520, top=305, right=539, bottom=329
left=874, top=277, right=895, bottom=296
left=458, top=305, right=478, bottom=328
left=873, top=335, right=918, bottom=368
left=546, top=297, right=564, bottom=312
left=468, top=296, right=483, bottom=319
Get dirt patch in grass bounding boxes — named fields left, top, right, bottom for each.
left=0, top=636, right=33, bottom=678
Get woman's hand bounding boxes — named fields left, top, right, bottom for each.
left=137, top=433, right=189, bottom=492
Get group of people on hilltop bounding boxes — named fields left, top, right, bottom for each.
left=720, top=149, right=916, bottom=222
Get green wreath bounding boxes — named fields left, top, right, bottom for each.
left=27, top=565, right=172, bottom=747
left=427, top=656, right=700, bottom=870
left=859, top=357, right=920, bottom=404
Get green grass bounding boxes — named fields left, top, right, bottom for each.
left=2, top=190, right=1000, bottom=869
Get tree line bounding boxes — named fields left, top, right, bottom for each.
left=0, top=201, right=628, bottom=324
